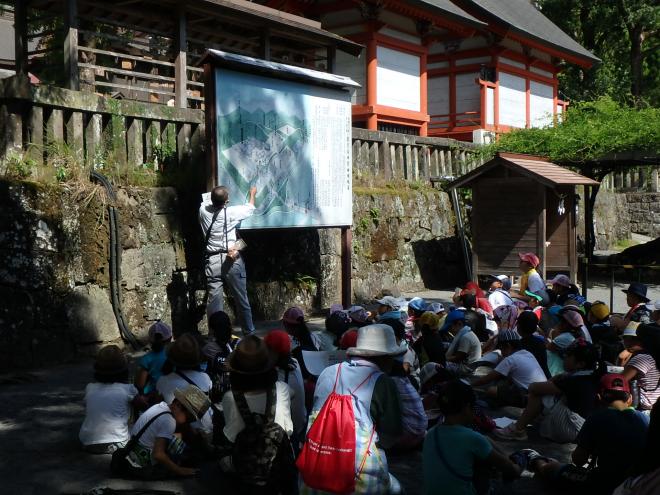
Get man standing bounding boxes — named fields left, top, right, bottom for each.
left=199, top=185, right=256, bottom=334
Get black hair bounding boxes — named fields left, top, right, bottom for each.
left=151, top=333, right=166, bottom=352
left=94, top=370, right=129, bottom=384
left=565, top=340, right=599, bottom=369
left=601, top=389, right=630, bottom=404
left=462, top=293, right=477, bottom=309
left=380, top=318, right=406, bottom=341
left=211, top=186, right=229, bottom=207
left=209, top=311, right=233, bottom=344
left=325, top=312, right=351, bottom=340
left=630, top=400, right=660, bottom=477
left=437, top=380, right=476, bottom=415
left=230, top=368, right=278, bottom=392
left=498, top=339, right=523, bottom=351
left=516, top=311, right=539, bottom=336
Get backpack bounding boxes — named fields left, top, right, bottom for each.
left=231, top=386, right=296, bottom=494
left=208, top=340, right=236, bottom=403
left=296, top=363, right=377, bottom=494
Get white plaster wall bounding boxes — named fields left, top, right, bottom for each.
left=499, top=72, right=526, bottom=128
left=376, top=46, right=420, bottom=111
left=486, top=87, right=495, bottom=125
left=500, top=57, right=526, bottom=69
left=456, top=72, right=480, bottom=122
left=428, top=76, right=450, bottom=117
left=530, top=66, right=554, bottom=78
left=336, top=48, right=366, bottom=105
left=530, top=81, right=554, bottom=127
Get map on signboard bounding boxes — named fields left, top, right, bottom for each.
left=215, top=68, right=353, bottom=229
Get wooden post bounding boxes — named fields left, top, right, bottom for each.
left=341, top=227, right=352, bottom=307
left=326, top=45, right=336, bottom=73
left=175, top=5, right=187, bottom=109
left=261, top=28, right=271, bottom=61
left=651, top=167, right=659, bottom=192
left=581, top=185, right=592, bottom=299
left=366, top=38, right=377, bottom=130
left=64, top=0, right=80, bottom=90
left=204, top=63, right=217, bottom=191
left=28, top=106, right=44, bottom=166
left=14, top=0, right=28, bottom=78
left=537, top=184, right=547, bottom=279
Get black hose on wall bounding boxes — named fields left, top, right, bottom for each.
left=90, top=171, right=140, bottom=349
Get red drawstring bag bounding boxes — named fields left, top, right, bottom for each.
left=296, top=364, right=375, bottom=494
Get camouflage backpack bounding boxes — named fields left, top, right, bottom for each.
left=231, top=386, right=296, bottom=494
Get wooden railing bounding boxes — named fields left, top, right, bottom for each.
left=0, top=76, right=204, bottom=171
left=352, top=128, right=481, bottom=185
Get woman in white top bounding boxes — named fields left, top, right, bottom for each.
left=79, top=345, right=137, bottom=453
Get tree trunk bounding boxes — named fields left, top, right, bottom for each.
left=629, top=25, right=644, bottom=98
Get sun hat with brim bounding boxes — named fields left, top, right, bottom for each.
left=419, top=311, right=441, bottom=330
left=348, top=305, right=370, bottom=323
left=549, top=274, right=571, bottom=288
left=518, top=252, right=540, bottom=268
left=408, top=297, right=427, bottom=311
left=173, top=385, right=211, bottom=421
left=426, top=302, right=445, bottom=314
left=347, top=324, right=407, bottom=357
left=561, top=309, right=584, bottom=329
left=375, top=296, right=403, bottom=311
left=149, top=321, right=172, bottom=341
left=440, top=309, right=466, bottom=332
left=498, top=329, right=523, bottom=343
left=524, top=290, right=544, bottom=302
left=600, top=373, right=631, bottom=395
left=622, top=282, right=650, bottom=303
left=282, top=306, right=305, bottom=325
left=228, top=334, right=277, bottom=374
left=168, top=333, right=202, bottom=368
left=589, top=302, right=610, bottom=321
left=94, top=345, right=128, bottom=375
left=622, top=321, right=640, bottom=338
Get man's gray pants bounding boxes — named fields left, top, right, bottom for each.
left=205, top=253, right=255, bottom=334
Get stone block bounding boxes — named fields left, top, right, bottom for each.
left=66, top=284, right=119, bottom=343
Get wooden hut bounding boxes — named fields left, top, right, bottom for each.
left=447, top=152, right=599, bottom=281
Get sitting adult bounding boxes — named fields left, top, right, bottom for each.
left=122, top=385, right=210, bottom=479
left=621, top=322, right=660, bottom=413
left=495, top=340, right=601, bottom=442
left=586, top=301, right=622, bottom=364
left=80, top=345, right=138, bottom=454
left=301, top=324, right=404, bottom=494
left=471, top=330, right=547, bottom=408
left=611, top=282, right=653, bottom=332
left=422, top=380, right=521, bottom=495
left=487, top=274, right=514, bottom=310
left=510, top=374, right=649, bottom=495
left=443, top=309, right=482, bottom=376
left=511, top=252, right=548, bottom=305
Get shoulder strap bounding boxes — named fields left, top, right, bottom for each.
left=233, top=390, right=256, bottom=426
left=433, top=427, right=473, bottom=483
left=204, top=207, right=222, bottom=248
left=176, top=370, right=200, bottom=389
left=133, top=411, right=172, bottom=442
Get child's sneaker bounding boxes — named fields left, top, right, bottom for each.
left=493, top=423, right=528, bottom=441
left=509, top=448, right=542, bottom=471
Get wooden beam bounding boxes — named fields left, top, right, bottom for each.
left=261, top=27, right=271, bottom=61
left=175, top=4, right=187, bottom=108
left=14, top=0, right=29, bottom=77
left=326, top=45, right=336, bottom=73
left=64, top=0, right=80, bottom=91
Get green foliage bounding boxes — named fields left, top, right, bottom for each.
left=487, top=98, right=660, bottom=163
left=537, top=0, right=660, bottom=106
left=294, top=273, right=317, bottom=292
left=4, top=152, right=36, bottom=179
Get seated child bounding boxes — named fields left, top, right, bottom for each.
left=471, top=330, right=547, bottom=408
left=80, top=345, right=138, bottom=453
left=134, top=321, right=172, bottom=409
left=510, top=374, right=649, bottom=495
left=516, top=311, right=551, bottom=378
left=202, top=311, right=238, bottom=403
left=423, top=380, right=521, bottom=495
left=495, top=339, right=601, bottom=442
left=120, top=385, right=210, bottom=479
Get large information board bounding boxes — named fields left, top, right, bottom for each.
left=211, top=53, right=356, bottom=229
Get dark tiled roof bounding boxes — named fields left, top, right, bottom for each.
left=411, top=0, right=486, bottom=28
left=455, top=0, right=599, bottom=65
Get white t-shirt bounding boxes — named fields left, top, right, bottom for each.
left=527, top=272, right=546, bottom=293
left=199, top=202, right=255, bottom=255
left=488, top=289, right=514, bottom=310
left=156, top=370, right=213, bottom=433
left=494, top=349, right=547, bottom=390
left=277, top=358, right=307, bottom=438
left=131, top=401, right=176, bottom=450
left=79, top=382, right=138, bottom=446
left=221, top=381, right=293, bottom=443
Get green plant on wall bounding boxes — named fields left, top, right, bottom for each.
left=294, top=273, right=317, bottom=292
left=3, top=152, right=36, bottom=179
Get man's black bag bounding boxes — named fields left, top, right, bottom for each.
left=110, top=411, right=172, bottom=476
left=231, top=387, right=296, bottom=494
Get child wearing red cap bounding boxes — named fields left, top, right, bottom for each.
left=264, top=330, right=307, bottom=446
left=510, top=373, right=649, bottom=494
left=511, top=252, right=547, bottom=304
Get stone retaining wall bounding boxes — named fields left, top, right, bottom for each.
left=626, top=192, right=660, bottom=238
left=0, top=179, right=463, bottom=371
